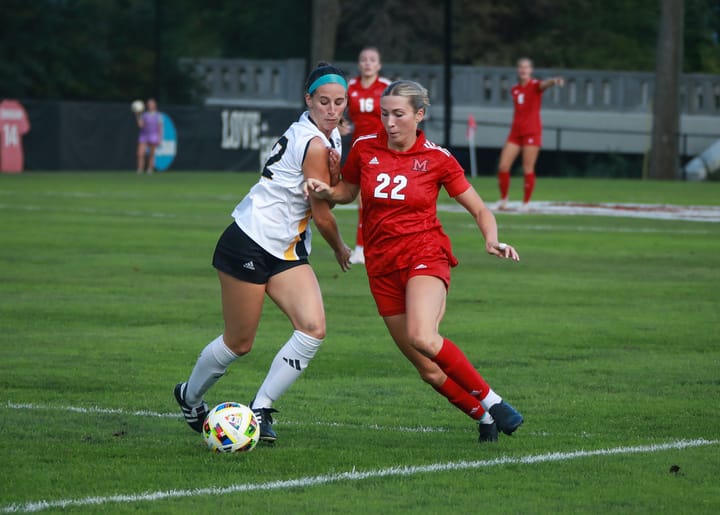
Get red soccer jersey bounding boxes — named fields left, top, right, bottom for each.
left=342, top=130, right=471, bottom=277
left=346, top=76, right=391, bottom=141
left=510, top=79, right=544, bottom=135
left=0, top=100, right=31, bottom=173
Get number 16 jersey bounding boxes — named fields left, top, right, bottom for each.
left=342, top=130, right=471, bottom=277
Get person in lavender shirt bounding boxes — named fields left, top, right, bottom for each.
left=135, top=98, right=163, bottom=174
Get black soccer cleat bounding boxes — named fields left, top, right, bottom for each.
left=173, top=382, right=209, bottom=434
left=251, top=406, right=279, bottom=443
left=488, top=400, right=524, bottom=436
left=478, top=422, right=499, bottom=442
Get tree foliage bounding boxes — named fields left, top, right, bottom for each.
left=1, top=0, right=717, bottom=103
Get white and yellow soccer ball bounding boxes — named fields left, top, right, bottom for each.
left=131, top=100, right=145, bottom=113
left=202, top=402, right=260, bottom=453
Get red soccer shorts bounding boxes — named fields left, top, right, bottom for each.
left=507, top=130, right=542, bottom=147
left=368, top=258, right=452, bottom=317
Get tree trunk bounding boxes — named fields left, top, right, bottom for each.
left=649, top=0, right=684, bottom=180
left=311, top=0, right=341, bottom=66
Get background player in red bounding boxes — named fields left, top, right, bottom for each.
left=496, top=58, right=564, bottom=211
left=308, top=80, right=523, bottom=443
left=344, top=47, right=391, bottom=264
left=0, top=99, right=31, bottom=174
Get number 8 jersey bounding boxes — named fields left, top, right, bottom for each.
left=342, top=130, right=471, bottom=277
left=233, top=111, right=342, bottom=261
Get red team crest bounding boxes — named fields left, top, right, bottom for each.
left=412, top=159, right=429, bottom=172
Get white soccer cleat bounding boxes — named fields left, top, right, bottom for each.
left=494, top=198, right=509, bottom=211
left=349, top=246, right=365, bottom=265
left=518, top=202, right=530, bottom=213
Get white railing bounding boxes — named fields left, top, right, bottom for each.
left=184, top=57, right=720, bottom=115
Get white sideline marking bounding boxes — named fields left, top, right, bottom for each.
left=495, top=223, right=714, bottom=235
left=1, top=439, right=715, bottom=513
left=489, top=201, right=720, bottom=223
left=3, top=402, right=587, bottom=438
left=0, top=203, right=179, bottom=219
left=4, top=201, right=715, bottom=234
left=4, top=401, right=449, bottom=434
left=3, top=201, right=720, bottom=223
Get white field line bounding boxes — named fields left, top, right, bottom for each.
left=4, top=401, right=584, bottom=438
left=2, top=200, right=714, bottom=234
left=2, top=201, right=716, bottom=233
left=1, top=438, right=716, bottom=513
left=488, top=224, right=714, bottom=235
left=4, top=401, right=449, bottom=434
left=3, top=200, right=720, bottom=223
left=0, top=203, right=179, bottom=219
left=479, top=201, right=720, bottom=222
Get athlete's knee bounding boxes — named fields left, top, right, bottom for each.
left=289, top=330, right=324, bottom=361
left=407, top=330, right=442, bottom=357
left=222, top=331, right=254, bottom=356
left=416, top=364, right=445, bottom=387
left=295, top=318, right=326, bottom=340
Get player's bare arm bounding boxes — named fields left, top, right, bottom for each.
left=328, top=148, right=341, bottom=186
left=306, top=177, right=360, bottom=205
left=303, top=138, right=352, bottom=271
left=539, top=77, right=565, bottom=91
left=454, top=186, right=520, bottom=261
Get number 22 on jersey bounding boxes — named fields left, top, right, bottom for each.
left=262, top=136, right=288, bottom=179
left=374, top=173, right=407, bottom=200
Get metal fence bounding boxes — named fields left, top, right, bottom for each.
left=183, top=57, right=720, bottom=115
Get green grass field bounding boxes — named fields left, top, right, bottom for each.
left=1, top=172, right=719, bottom=513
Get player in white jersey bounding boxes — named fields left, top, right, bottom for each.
left=174, top=63, right=352, bottom=443
left=233, top=110, right=342, bottom=261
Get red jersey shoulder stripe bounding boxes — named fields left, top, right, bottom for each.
left=352, top=133, right=379, bottom=148
left=422, top=140, right=451, bottom=157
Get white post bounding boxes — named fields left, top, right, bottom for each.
left=467, top=114, right=478, bottom=178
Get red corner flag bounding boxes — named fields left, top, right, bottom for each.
left=466, top=114, right=477, bottom=141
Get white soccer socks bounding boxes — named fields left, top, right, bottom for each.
left=252, top=330, right=323, bottom=409
left=479, top=389, right=503, bottom=411
left=184, top=335, right=238, bottom=407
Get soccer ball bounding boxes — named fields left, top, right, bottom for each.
left=202, top=402, right=260, bottom=453
left=131, top=100, right=145, bottom=113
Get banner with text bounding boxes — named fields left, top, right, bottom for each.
left=20, top=100, right=300, bottom=172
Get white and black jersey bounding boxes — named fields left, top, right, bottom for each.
left=232, top=111, right=341, bottom=261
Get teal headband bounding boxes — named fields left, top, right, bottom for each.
left=307, top=74, right=348, bottom=94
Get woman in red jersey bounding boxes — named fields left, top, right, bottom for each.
left=308, top=80, right=523, bottom=443
left=344, top=47, right=391, bottom=264
left=496, top=57, right=564, bottom=211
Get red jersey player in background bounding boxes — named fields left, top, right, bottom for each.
left=496, top=58, right=564, bottom=211
left=344, top=47, right=391, bottom=264
left=0, top=99, right=31, bottom=173
left=307, top=80, right=523, bottom=443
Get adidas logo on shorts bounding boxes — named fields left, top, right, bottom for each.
left=243, top=261, right=256, bottom=271
left=414, top=264, right=428, bottom=270
left=369, top=156, right=379, bottom=165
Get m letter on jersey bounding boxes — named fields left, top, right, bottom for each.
left=412, top=159, right=429, bottom=172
